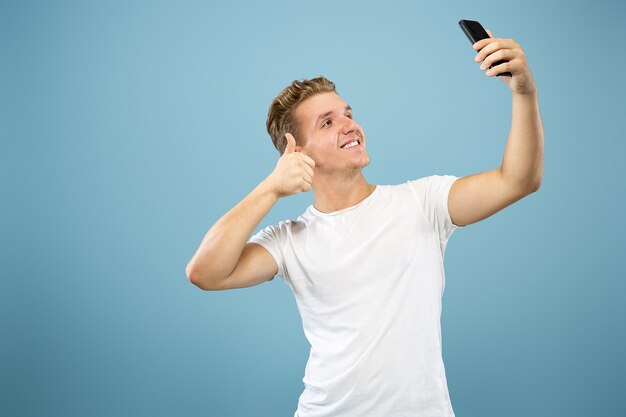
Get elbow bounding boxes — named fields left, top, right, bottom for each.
left=530, top=176, right=542, bottom=193
left=186, top=262, right=225, bottom=291
left=522, top=181, right=541, bottom=198
left=523, top=172, right=542, bottom=195
left=185, top=262, right=195, bottom=282
left=186, top=263, right=210, bottom=291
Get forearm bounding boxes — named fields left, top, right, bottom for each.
left=186, top=179, right=279, bottom=285
left=500, top=91, right=544, bottom=189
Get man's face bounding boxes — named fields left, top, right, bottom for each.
left=294, top=92, right=370, bottom=177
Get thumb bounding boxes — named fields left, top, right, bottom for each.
left=486, top=28, right=494, bottom=38
left=284, top=133, right=297, bottom=154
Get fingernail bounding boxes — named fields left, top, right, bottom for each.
left=474, top=55, right=481, bottom=62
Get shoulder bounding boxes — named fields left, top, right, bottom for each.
left=405, top=175, right=460, bottom=196
left=261, top=214, right=309, bottom=236
left=406, top=174, right=459, bottom=187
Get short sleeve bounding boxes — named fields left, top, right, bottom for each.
left=247, top=223, right=287, bottom=281
left=407, top=175, right=466, bottom=245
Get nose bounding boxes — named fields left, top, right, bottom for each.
left=340, top=115, right=359, bottom=135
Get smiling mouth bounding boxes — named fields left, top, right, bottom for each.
left=340, top=139, right=361, bottom=149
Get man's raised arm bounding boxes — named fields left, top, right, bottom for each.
left=448, top=29, right=544, bottom=227
left=186, top=133, right=315, bottom=290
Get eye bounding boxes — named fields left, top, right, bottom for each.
left=346, top=113, right=353, bottom=119
left=322, top=119, right=332, bottom=128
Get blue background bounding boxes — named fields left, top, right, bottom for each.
left=2, top=0, right=625, bottom=416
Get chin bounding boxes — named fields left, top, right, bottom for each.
left=351, top=157, right=370, bottom=171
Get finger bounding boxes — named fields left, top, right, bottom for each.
left=301, top=154, right=316, bottom=168
left=302, top=163, right=314, bottom=179
left=474, top=39, right=510, bottom=63
left=302, top=170, right=313, bottom=185
left=472, top=28, right=500, bottom=52
left=301, top=180, right=312, bottom=192
left=480, top=49, right=513, bottom=70
left=486, top=60, right=513, bottom=77
left=473, top=36, right=494, bottom=51
left=284, top=133, right=297, bottom=154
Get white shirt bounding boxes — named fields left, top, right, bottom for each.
left=248, top=175, right=465, bottom=417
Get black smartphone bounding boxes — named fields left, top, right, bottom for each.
left=458, top=19, right=512, bottom=77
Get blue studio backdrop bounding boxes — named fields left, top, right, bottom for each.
left=2, top=0, right=625, bottom=416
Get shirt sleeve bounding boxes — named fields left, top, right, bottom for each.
left=247, top=223, right=287, bottom=281
left=406, top=175, right=466, bottom=245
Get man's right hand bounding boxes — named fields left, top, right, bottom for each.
left=264, top=133, right=316, bottom=198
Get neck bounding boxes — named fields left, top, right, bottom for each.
left=311, top=171, right=376, bottom=213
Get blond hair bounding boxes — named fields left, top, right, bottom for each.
left=266, top=76, right=336, bottom=154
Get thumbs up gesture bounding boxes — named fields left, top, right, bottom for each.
left=265, top=133, right=316, bottom=198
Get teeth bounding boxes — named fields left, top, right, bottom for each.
left=342, top=140, right=359, bottom=149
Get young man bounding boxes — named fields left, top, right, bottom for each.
left=186, top=30, right=543, bottom=417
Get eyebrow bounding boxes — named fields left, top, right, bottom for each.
left=316, top=105, right=352, bottom=124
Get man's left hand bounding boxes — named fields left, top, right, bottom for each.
left=473, top=29, right=537, bottom=96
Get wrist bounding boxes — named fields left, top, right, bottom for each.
left=512, top=79, right=538, bottom=98
left=257, top=178, right=281, bottom=201
left=513, top=88, right=538, bottom=98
